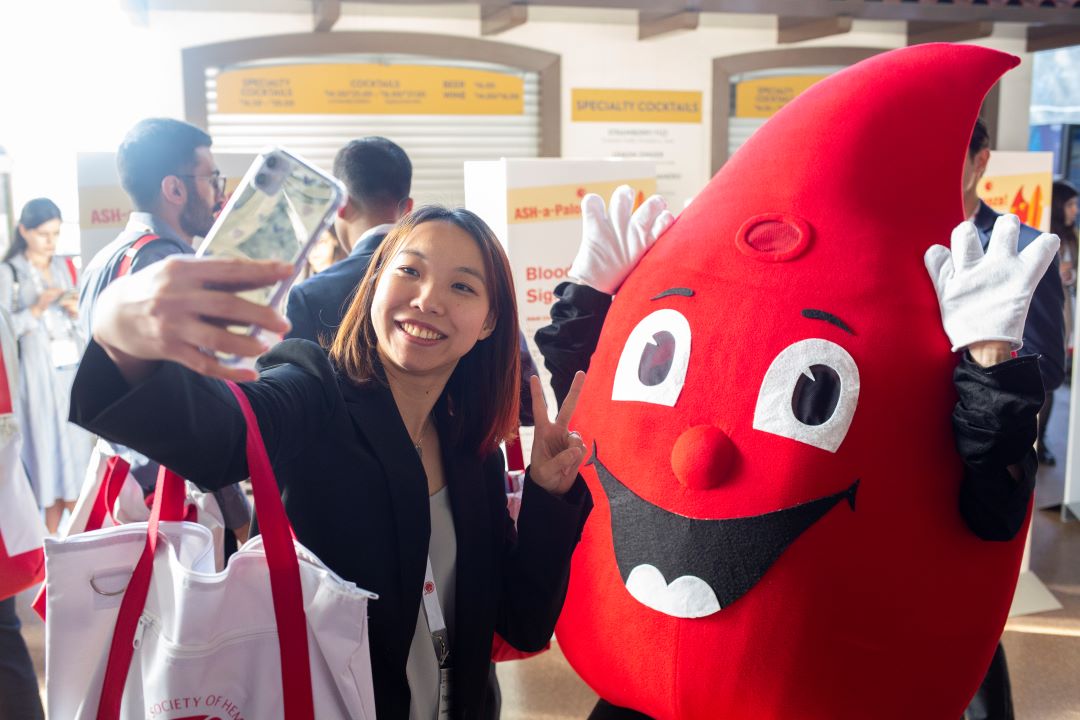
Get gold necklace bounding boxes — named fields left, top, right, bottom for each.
left=412, top=414, right=432, bottom=459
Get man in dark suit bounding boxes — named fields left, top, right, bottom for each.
left=964, top=118, right=1066, bottom=464
left=286, top=137, right=413, bottom=345
left=962, top=118, right=1066, bottom=720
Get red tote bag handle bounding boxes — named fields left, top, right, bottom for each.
left=85, top=456, right=132, bottom=533
left=95, top=382, right=314, bottom=720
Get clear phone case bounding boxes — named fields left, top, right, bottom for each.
left=196, top=148, right=346, bottom=364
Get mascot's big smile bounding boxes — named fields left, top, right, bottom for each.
left=592, top=445, right=858, bottom=619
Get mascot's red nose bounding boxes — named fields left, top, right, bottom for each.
left=671, top=425, right=736, bottom=491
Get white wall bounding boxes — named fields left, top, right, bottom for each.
left=0, top=2, right=1036, bottom=253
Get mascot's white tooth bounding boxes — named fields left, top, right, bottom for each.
left=624, top=565, right=721, bottom=619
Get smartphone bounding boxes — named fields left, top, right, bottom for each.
left=196, top=148, right=346, bottom=363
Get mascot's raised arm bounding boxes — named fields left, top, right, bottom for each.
left=535, top=43, right=1059, bottom=720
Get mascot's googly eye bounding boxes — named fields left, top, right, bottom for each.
left=612, top=309, right=691, bottom=407
left=752, top=339, right=859, bottom=452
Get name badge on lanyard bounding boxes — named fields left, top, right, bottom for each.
left=423, top=557, right=452, bottom=719
left=50, top=336, right=81, bottom=368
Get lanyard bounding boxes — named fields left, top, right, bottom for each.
left=422, top=556, right=451, bottom=668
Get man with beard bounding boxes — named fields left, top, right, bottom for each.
left=77, top=118, right=250, bottom=541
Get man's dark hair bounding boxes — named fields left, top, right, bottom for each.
left=968, top=117, right=990, bottom=159
left=332, top=137, right=412, bottom=214
left=117, top=118, right=213, bottom=212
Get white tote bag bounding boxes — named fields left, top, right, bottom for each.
left=67, top=440, right=227, bottom=566
left=44, top=381, right=378, bottom=720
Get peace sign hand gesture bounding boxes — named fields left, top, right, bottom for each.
left=528, top=371, right=588, bottom=496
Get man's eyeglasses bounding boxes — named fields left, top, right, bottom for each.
left=178, top=171, right=226, bottom=196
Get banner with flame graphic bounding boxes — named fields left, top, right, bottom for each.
left=977, top=151, right=1054, bottom=232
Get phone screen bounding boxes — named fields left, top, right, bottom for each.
left=197, top=149, right=344, bottom=309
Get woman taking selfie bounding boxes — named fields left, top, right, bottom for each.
left=70, top=206, right=592, bottom=719
left=0, top=198, right=92, bottom=533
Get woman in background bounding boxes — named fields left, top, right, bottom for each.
left=305, top=226, right=348, bottom=278
left=1052, top=180, right=1078, bottom=386
left=0, top=198, right=93, bottom=533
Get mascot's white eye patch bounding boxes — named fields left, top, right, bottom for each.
left=753, top=339, right=859, bottom=452
left=612, top=309, right=691, bottom=406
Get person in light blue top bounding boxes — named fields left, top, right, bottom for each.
left=0, top=198, right=93, bottom=533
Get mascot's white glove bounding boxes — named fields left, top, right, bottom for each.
left=924, top=214, right=1059, bottom=352
left=569, top=185, right=675, bottom=295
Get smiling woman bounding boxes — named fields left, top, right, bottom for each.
left=68, top=204, right=593, bottom=719
left=331, top=206, right=521, bottom=459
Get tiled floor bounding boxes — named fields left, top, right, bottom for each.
left=1000, top=381, right=1080, bottom=719
left=17, top=384, right=1080, bottom=718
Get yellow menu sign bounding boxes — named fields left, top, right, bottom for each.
left=507, top=178, right=657, bottom=224
left=215, top=64, right=525, bottom=115
left=734, top=75, right=828, bottom=119
left=571, top=89, right=702, bottom=124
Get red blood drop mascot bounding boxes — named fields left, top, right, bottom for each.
left=552, top=44, right=1037, bottom=719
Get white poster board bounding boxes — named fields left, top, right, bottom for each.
left=564, top=89, right=702, bottom=210
left=464, top=158, right=656, bottom=410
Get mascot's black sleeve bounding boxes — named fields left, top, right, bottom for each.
left=534, top=281, right=612, bottom=408
left=952, top=353, right=1043, bottom=542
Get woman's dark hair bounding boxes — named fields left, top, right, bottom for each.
left=330, top=206, right=520, bottom=458
left=3, top=197, right=62, bottom=262
left=1052, top=180, right=1078, bottom=236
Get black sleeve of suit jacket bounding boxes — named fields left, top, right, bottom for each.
left=953, top=353, right=1043, bottom=542
left=284, top=282, right=318, bottom=344
left=518, top=332, right=539, bottom=427
left=69, top=338, right=338, bottom=490
left=534, top=281, right=612, bottom=408
left=494, top=456, right=592, bottom=652
left=1022, top=253, right=1067, bottom=391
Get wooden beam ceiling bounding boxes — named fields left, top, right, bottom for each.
left=906, top=20, right=995, bottom=45
left=639, top=5, right=700, bottom=40
left=777, top=16, right=853, bottom=44
left=481, top=2, right=528, bottom=35
left=1027, top=24, right=1080, bottom=52
left=312, top=0, right=340, bottom=32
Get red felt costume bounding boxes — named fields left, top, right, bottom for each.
left=553, top=44, right=1029, bottom=719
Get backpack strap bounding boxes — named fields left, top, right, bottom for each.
left=0, top=329, right=12, bottom=415
left=114, top=234, right=160, bottom=279
left=3, top=261, right=20, bottom=313
left=63, top=256, right=78, bottom=286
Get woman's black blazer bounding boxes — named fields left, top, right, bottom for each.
left=70, top=338, right=592, bottom=719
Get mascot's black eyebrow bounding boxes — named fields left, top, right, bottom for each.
left=802, top=309, right=855, bottom=335
left=651, top=287, right=694, bottom=300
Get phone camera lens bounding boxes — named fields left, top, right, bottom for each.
left=265, top=155, right=279, bottom=169
left=255, top=173, right=268, bottom=187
